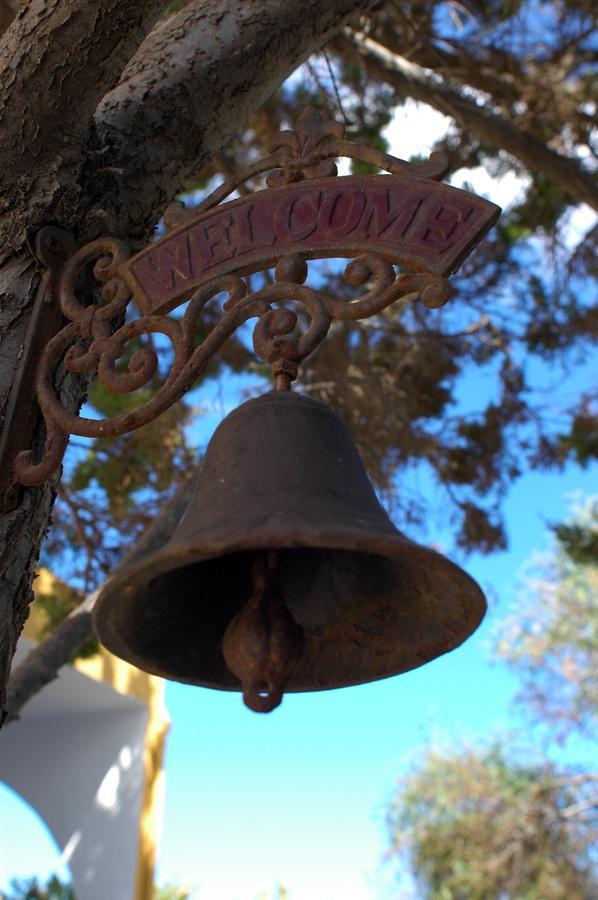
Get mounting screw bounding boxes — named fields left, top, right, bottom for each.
left=34, top=226, right=76, bottom=271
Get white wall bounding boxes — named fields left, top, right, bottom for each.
left=1, top=641, right=149, bottom=900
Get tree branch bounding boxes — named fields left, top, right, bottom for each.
left=0, top=0, right=172, bottom=250
left=92, top=0, right=381, bottom=240
left=560, top=796, right=598, bottom=820
left=370, top=13, right=523, bottom=106
left=335, top=32, right=598, bottom=211
left=4, top=484, right=189, bottom=724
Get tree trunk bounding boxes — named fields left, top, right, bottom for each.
left=0, top=0, right=172, bottom=724
left=0, top=0, right=378, bottom=723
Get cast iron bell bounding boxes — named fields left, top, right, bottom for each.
left=94, top=391, right=486, bottom=712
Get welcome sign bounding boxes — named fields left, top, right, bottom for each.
left=120, top=175, right=500, bottom=315
left=9, top=107, right=502, bottom=493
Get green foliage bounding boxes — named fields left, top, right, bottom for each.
left=0, top=876, right=75, bottom=900
left=508, top=174, right=572, bottom=236
left=336, top=58, right=394, bottom=175
left=387, top=743, right=598, bottom=900
left=553, top=513, right=598, bottom=566
left=43, top=350, right=196, bottom=591
left=494, top=497, right=598, bottom=742
left=254, top=886, right=290, bottom=900
left=70, top=404, right=192, bottom=514
left=152, top=885, right=191, bottom=900
left=165, top=1, right=190, bottom=15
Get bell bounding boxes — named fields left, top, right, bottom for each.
left=93, top=391, right=486, bottom=712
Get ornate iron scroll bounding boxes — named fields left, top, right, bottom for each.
left=13, top=108, right=500, bottom=487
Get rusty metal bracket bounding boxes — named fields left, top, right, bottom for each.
left=10, top=109, right=501, bottom=489
left=0, top=227, right=76, bottom=510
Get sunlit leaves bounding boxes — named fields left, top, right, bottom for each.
left=494, top=498, right=598, bottom=742
left=387, top=743, right=598, bottom=900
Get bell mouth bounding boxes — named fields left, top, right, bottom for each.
left=93, top=535, right=486, bottom=694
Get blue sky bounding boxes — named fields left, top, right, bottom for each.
left=1, top=94, right=596, bottom=898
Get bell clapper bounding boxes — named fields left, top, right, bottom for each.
left=222, top=551, right=304, bottom=713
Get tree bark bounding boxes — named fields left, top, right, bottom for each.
left=0, top=0, right=379, bottom=724
left=0, top=0, right=172, bottom=726
left=336, top=33, right=598, bottom=211
left=93, top=0, right=382, bottom=240
left=0, top=0, right=172, bottom=251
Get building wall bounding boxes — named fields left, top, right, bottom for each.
left=1, top=570, right=169, bottom=899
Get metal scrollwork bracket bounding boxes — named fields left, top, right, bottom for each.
left=6, top=108, right=501, bottom=494
left=0, top=227, right=76, bottom=511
